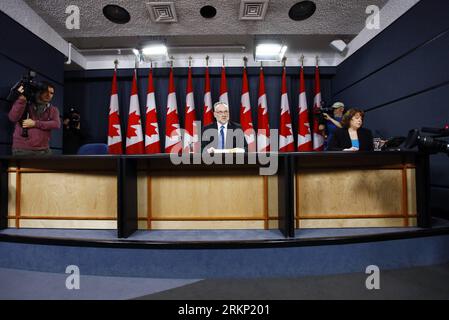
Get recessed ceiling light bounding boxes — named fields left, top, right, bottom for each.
left=103, top=5, right=131, bottom=24
left=200, top=5, right=217, bottom=19
left=289, top=1, right=316, bottom=21
left=255, top=43, right=288, bottom=62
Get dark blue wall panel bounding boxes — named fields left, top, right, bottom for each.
left=333, top=0, right=449, bottom=94
left=64, top=67, right=335, bottom=148
left=0, top=11, right=65, bottom=84
left=334, top=30, right=449, bottom=109
left=0, top=10, right=65, bottom=153
left=333, top=0, right=449, bottom=212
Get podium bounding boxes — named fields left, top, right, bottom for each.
left=0, top=152, right=430, bottom=238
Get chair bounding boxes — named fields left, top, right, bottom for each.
left=77, top=143, right=109, bottom=155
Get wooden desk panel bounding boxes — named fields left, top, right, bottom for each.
left=296, top=168, right=417, bottom=228
left=137, top=169, right=276, bottom=230
left=7, top=165, right=117, bottom=229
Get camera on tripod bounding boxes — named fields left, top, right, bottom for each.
left=403, top=126, right=449, bottom=156
left=7, top=70, right=48, bottom=104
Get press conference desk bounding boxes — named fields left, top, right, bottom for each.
left=0, top=152, right=430, bottom=238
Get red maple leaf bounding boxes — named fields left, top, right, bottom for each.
left=145, top=110, right=158, bottom=136
left=108, top=112, right=120, bottom=137
left=126, top=111, right=141, bottom=139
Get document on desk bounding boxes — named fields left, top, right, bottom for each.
left=208, top=148, right=245, bottom=154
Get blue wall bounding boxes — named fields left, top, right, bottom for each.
left=332, top=0, right=449, bottom=213
left=0, top=10, right=65, bottom=154
left=64, top=66, right=336, bottom=149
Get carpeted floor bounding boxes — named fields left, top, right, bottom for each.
left=136, top=263, right=449, bottom=300
left=1, top=264, right=448, bottom=300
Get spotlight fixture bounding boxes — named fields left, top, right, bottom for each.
left=103, top=5, right=131, bottom=24
left=330, top=40, right=348, bottom=54
left=254, top=43, right=288, bottom=62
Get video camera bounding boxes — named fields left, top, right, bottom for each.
left=402, top=126, right=449, bottom=155
left=313, top=102, right=334, bottom=125
left=7, top=70, right=48, bottom=104
left=65, top=107, right=81, bottom=129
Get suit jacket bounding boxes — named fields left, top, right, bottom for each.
left=201, top=121, right=248, bottom=151
left=328, top=127, right=374, bottom=151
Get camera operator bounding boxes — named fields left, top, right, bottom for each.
left=63, top=108, right=85, bottom=154
left=323, top=102, right=345, bottom=150
left=8, top=82, right=60, bottom=156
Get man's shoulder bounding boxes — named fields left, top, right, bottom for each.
left=228, top=121, right=243, bottom=129
left=203, top=122, right=217, bottom=131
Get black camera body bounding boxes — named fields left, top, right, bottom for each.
left=313, top=106, right=334, bottom=125
left=7, top=71, right=49, bottom=138
left=65, top=108, right=81, bottom=130
left=7, top=71, right=48, bottom=104
left=403, top=127, right=449, bottom=155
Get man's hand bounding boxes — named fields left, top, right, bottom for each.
left=323, top=113, right=330, bottom=120
left=22, top=119, right=36, bottom=128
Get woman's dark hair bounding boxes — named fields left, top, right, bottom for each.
left=341, top=108, right=365, bottom=128
left=40, top=81, right=55, bottom=93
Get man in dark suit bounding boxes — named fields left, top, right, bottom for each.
left=202, top=102, right=247, bottom=152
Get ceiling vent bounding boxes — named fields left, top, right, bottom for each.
left=146, top=2, right=178, bottom=23
left=239, top=0, right=269, bottom=20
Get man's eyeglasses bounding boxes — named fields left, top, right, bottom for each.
left=215, top=111, right=229, bottom=115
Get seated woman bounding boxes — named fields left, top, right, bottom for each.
left=328, top=108, right=374, bottom=151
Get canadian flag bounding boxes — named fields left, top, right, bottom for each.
left=297, top=66, right=313, bottom=151
left=279, top=67, right=295, bottom=152
left=257, top=67, right=270, bottom=152
left=240, top=67, right=256, bottom=152
left=313, top=65, right=325, bottom=151
left=203, top=66, right=214, bottom=126
left=125, top=69, right=144, bottom=154
left=107, top=68, right=123, bottom=154
left=164, top=68, right=182, bottom=153
left=184, top=66, right=199, bottom=152
left=219, top=66, right=229, bottom=106
left=144, top=68, right=161, bottom=154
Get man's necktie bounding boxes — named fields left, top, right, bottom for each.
left=220, top=125, right=225, bottom=149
